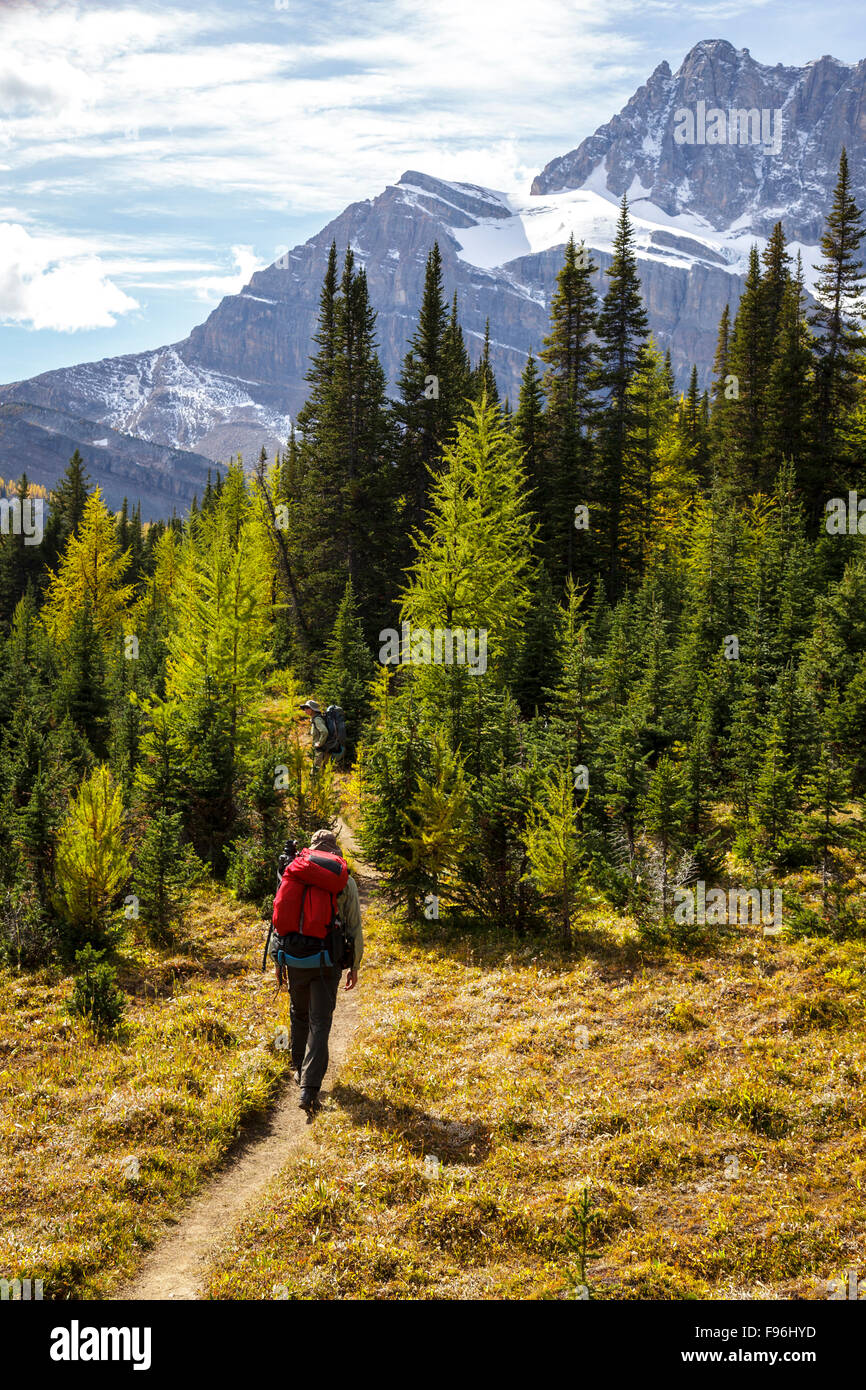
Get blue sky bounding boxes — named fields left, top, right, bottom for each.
left=1, top=0, right=864, bottom=381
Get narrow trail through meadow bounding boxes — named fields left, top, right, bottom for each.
left=116, top=816, right=368, bottom=1301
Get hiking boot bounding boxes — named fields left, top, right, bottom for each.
left=299, top=1087, right=320, bottom=1113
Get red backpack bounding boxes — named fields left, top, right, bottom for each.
left=272, top=848, right=349, bottom=940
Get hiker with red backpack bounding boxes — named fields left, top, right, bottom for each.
left=267, top=828, right=363, bottom=1114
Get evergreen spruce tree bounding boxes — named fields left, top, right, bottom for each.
left=178, top=679, right=236, bottom=873
left=45, top=449, right=91, bottom=560
left=133, top=811, right=201, bottom=944
left=798, top=691, right=853, bottom=912
left=116, top=498, right=130, bottom=554
left=394, top=242, right=452, bottom=530
left=598, top=589, right=642, bottom=712
left=662, top=347, right=676, bottom=397
left=55, top=602, right=111, bottom=761
left=594, top=198, right=649, bottom=596
left=683, top=365, right=700, bottom=436
left=471, top=320, right=500, bottom=405
left=809, top=148, right=866, bottom=499
left=329, top=258, right=398, bottom=632
left=677, top=364, right=710, bottom=482
left=682, top=695, right=716, bottom=859
left=723, top=246, right=765, bottom=491
left=640, top=754, right=689, bottom=918
left=602, top=695, right=653, bottom=880
left=132, top=707, right=203, bottom=935
left=256, top=429, right=310, bottom=664
left=763, top=255, right=814, bottom=498
left=538, top=236, right=598, bottom=587
left=358, top=672, right=452, bottom=917
left=287, top=249, right=397, bottom=653
left=440, top=291, right=473, bottom=426
left=634, top=587, right=675, bottom=755
left=512, top=351, right=546, bottom=515
left=724, top=658, right=763, bottom=838
left=545, top=577, right=598, bottom=784
left=296, top=241, right=339, bottom=439
left=456, top=737, right=541, bottom=935
left=619, top=341, right=676, bottom=581
left=759, top=222, right=791, bottom=364
left=0, top=710, right=60, bottom=909
left=708, top=303, right=732, bottom=465
left=136, top=698, right=188, bottom=819
left=748, top=714, right=798, bottom=866
left=799, top=557, right=866, bottom=713
left=511, top=565, right=562, bottom=717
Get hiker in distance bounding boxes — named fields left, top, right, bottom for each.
left=299, top=698, right=346, bottom=770
left=269, top=828, right=363, bottom=1115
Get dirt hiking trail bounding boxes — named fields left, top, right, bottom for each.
left=116, top=816, right=368, bottom=1301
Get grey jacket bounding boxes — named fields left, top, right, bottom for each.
left=338, top=875, right=364, bottom=969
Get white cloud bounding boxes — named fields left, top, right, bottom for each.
left=0, top=0, right=646, bottom=214
left=0, top=222, right=139, bottom=330
left=187, top=245, right=267, bottom=300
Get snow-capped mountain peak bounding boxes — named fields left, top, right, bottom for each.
left=2, top=40, right=864, bottom=509
left=532, top=39, right=865, bottom=246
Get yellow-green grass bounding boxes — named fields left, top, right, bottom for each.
left=203, top=906, right=866, bottom=1301
left=0, top=891, right=297, bottom=1299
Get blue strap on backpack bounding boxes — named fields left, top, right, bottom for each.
left=276, top=947, right=334, bottom=969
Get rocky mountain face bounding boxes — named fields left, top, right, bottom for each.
left=0, top=402, right=214, bottom=520
left=533, top=40, right=866, bottom=244
left=0, top=174, right=552, bottom=473
left=1, top=39, right=862, bottom=513
left=182, top=172, right=536, bottom=426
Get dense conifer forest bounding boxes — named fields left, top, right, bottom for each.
left=2, top=151, right=864, bottom=964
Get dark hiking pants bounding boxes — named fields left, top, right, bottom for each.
left=287, top=965, right=342, bottom=1091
